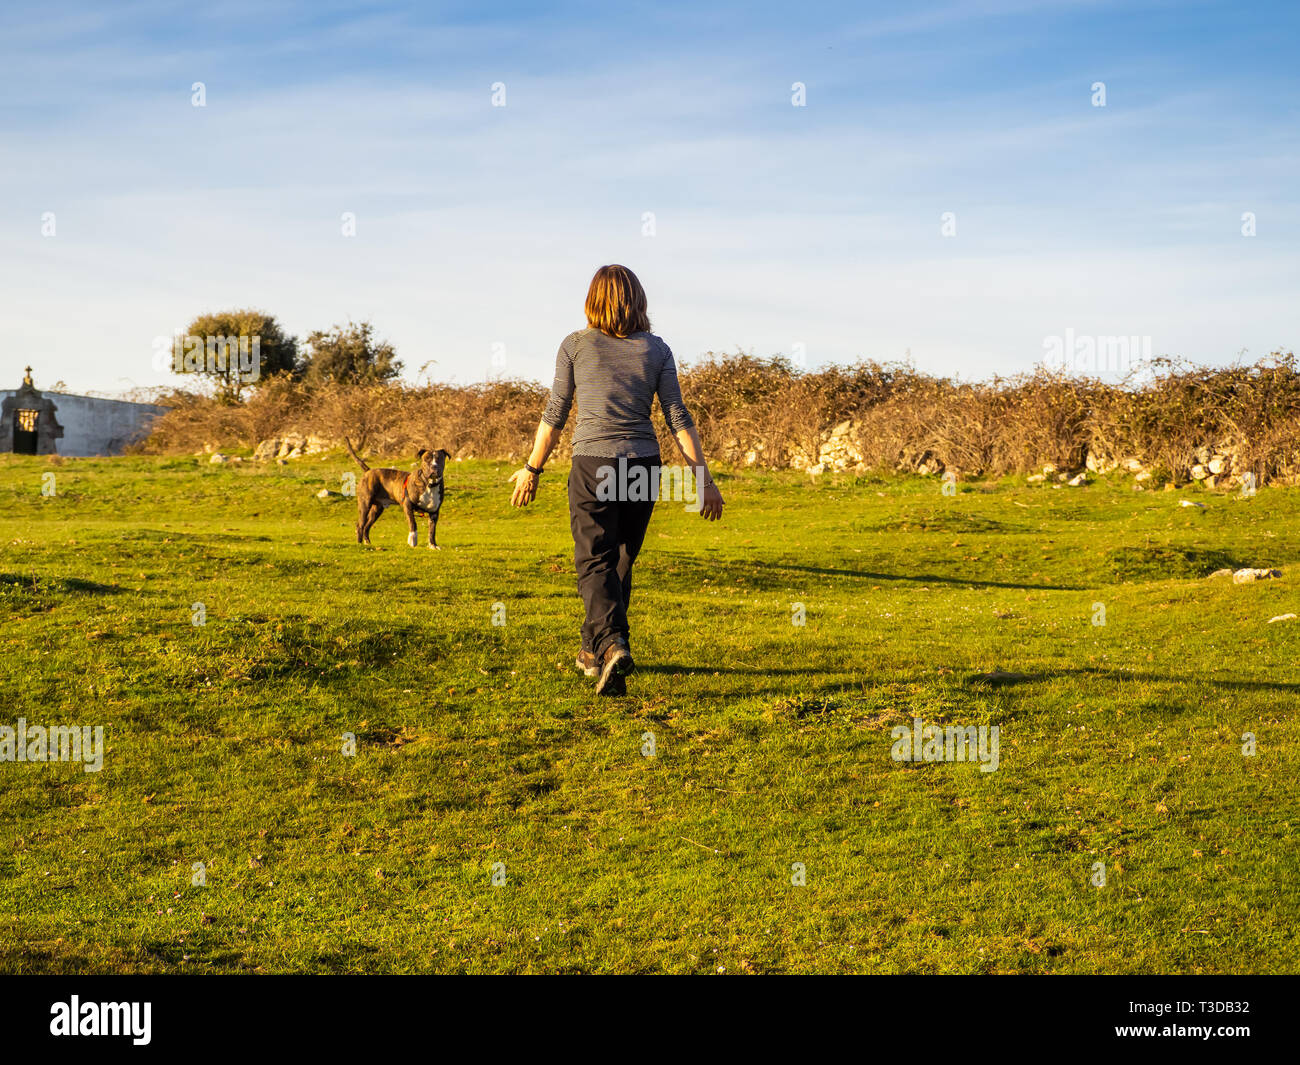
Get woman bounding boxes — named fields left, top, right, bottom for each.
left=509, top=264, right=724, bottom=696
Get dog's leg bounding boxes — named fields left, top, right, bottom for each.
left=427, top=512, right=440, bottom=550
left=361, top=503, right=382, bottom=545
left=357, top=478, right=382, bottom=545
left=404, top=501, right=418, bottom=548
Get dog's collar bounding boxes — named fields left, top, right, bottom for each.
left=402, top=471, right=441, bottom=495
left=403, top=471, right=442, bottom=510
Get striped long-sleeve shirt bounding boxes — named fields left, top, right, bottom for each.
left=541, top=328, right=695, bottom=458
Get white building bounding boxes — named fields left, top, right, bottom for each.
left=2, top=367, right=169, bottom=456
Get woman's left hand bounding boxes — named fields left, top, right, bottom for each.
left=509, top=468, right=540, bottom=508
left=699, top=481, right=725, bottom=521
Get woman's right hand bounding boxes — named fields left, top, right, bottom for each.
left=698, top=481, right=724, bottom=521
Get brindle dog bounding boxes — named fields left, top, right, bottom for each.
left=344, top=437, right=450, bottom=548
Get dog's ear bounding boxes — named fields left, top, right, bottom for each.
left=416, top=448, right=429, bottom=461
left=438, top=449, right=451, bottom=460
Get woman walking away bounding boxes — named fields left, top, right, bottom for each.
left=509, top=264, right=724, bottom=696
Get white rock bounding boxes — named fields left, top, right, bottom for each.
left=1191, top=464, right=1208, bottom=480
left=209, top=453, right=228, bottom=464
left=1180, top=500, right=1206, bottom=509
left=1026, top=473, right=1046, bottom=484
left=1042, top=463, right=1057, bottom=475
left=1124, top=458, right=1144, bottom=472
left=316, top=488, right=333, bottom=500
left=1208, top=456, right=1228, bottom=475
left=1233, top=568, right=1282, bottom=583
left=1135, top=470, right=1152, bottom=482
left=1207, top=568, right=1234, bottom=578
left=1267, top=613, right=1297, bottom=623
left=1068, top=473, right=1086, bottom=486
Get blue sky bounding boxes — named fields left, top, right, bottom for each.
left=2, top=0, right=1296, bottom=393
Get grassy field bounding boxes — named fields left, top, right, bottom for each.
left=1, top=451, right=1297, bottom=974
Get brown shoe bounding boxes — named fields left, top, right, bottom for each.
left=576, top=649, right=599, bottom=677
left=595, top=639, right=634, bottom=696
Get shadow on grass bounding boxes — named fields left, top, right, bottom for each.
left=963, top=667, right=1300, bottom=694
left=0, top=573, right=122, bottom=595
left=641, top=660, right=1300, bottom=696
left=61, top=577, right=123, bottom=594
left=0, top=574, right=123, bottom=611
left=768, top=563, right=1087, bottom=592
left=649, top=551, right=1087, bottom=592
left=0, top=943, right=176, bottom=975
left=639, top=663, right=831, bottom=677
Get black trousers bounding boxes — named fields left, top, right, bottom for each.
left=568, top=455, right=659, bottom=658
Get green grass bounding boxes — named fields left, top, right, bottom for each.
left=1, top=452, right=1297, bottom=973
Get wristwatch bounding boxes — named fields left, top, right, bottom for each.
left=525, top=462, right=544, bottom=476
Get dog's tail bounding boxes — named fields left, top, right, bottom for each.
left=343, top=436, right=370, bottom=472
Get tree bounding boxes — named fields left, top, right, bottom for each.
left=178, top=309, right=298, bottom=402
left=299, top=320, right=402, bottom=385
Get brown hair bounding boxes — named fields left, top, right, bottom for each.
left=584, top=264, right=651, bottom=338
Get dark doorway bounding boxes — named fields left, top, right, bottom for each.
left=13, top=410, right=38, bottom=454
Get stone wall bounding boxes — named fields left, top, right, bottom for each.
left=0, top=391, right=169, bottom=457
